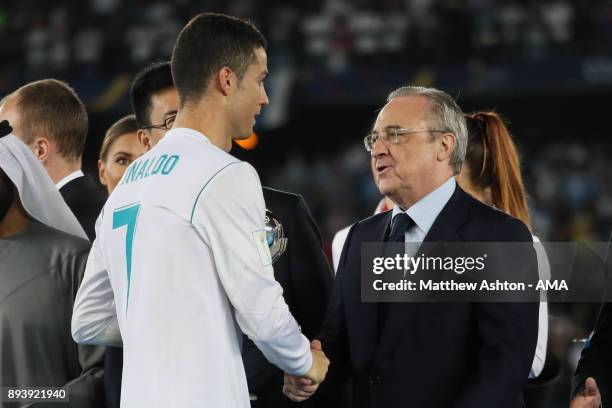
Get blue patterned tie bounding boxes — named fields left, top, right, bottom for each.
left=379, top=213, right=416, bottom=333
left=387, top=213, right=415, bottom=242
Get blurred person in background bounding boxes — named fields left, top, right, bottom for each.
left=131, top=61, right=178, bottom=151
left=0, top=129, right=104, bottom=407
left=0, top=79, right=107, bottom=241
left=98, top=114, right=144, bottom=194
left=456, top=111, right=549, bottom=381
left=97, top=114, right=144, bottom=408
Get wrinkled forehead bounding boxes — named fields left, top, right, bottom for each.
left=373, top=96, right=431, bottom=131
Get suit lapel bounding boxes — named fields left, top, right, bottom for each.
left=347, top=211, right=392, bottom=371
left=373, top=185, right=470, bottom=364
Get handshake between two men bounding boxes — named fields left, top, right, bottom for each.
left=283, top=340, right=329, bottom=402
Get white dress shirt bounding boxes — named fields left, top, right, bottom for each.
left=391, top=176, right=456, bottom=244
left=56, top=169, right=84, bottom=190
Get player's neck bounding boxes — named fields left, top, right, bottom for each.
left=0, top=194, right=30, bottom=238
left=173, top=102, right=232, bottom=152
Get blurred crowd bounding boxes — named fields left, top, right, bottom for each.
left=1, top=0, right=612, bottom=83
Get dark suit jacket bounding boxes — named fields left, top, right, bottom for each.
left=59, top=175, right=107, bottom=241
left=317, top=185, right=539, bottom=408
left=243, top=187, right=335, bottom=408
left=572, top=302, right=612, bottom=403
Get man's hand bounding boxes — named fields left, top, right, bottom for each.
left=570, top=377, right=602, bottom=408
left=304, top=340, right=329, bottom=384
left=283, top=374, right=319, bottom=402
left=283, top=340, right=329, bottom=402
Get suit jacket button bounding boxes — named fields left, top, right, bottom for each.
left=369, top=374, right=382, bottom=384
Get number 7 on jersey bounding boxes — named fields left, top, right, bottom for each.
left=113, top=203, right=141, bottom=311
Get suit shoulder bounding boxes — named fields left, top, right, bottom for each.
left=346, top=210, right=391, bottom=238
left=62, top=176, right=107, bottom=210
left=355, top=210, right=391, bottom=228
left=262, top=187, right=301, bottom=208
left=262, top=188, right=311, bottom=223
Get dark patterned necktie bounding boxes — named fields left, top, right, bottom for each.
left=379, top=213, right=416, bottom=334
left=387, top=213, right=415, bottom=242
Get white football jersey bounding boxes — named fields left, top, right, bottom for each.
left=72, top=128, right=311, bottom=407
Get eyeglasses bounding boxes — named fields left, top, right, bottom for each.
left=363, top=128, right=447, bottom=152
left=142, top=115, right=176, bottom=131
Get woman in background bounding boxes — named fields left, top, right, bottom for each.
left=97, top=113, right=145, bottom=407
left=456, top=111, right=549, bottom=380
left=98, top=114, right=145, bottom=194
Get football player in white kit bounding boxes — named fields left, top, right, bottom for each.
left=72, top=12, right=329, bottom=407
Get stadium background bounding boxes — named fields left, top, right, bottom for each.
left=1, top=1, right=611, bottom=406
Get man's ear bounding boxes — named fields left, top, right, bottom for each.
left=217, top=67, right=235, bottom=96
left=98, top=159, right=107, bottom=187
left=30, top=137, right=51, bottom=162
left=437, top=132, right=456, bottom=163
left=137, top=129, right=152, bottom=151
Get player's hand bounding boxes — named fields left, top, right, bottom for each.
left=283, top=339, right=329, bottom=402
left=283, top=373, right=319, bottom=402
left=305, top=340, right=329, bottom=384
left=570, top=377, right=602, bottom=408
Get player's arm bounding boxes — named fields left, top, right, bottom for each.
left=72, top=217, right=122, bottom=347
left=191, top=162, right=313, bottom=377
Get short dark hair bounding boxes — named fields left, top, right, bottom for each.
left=99, top=114, right=139, bottom=161
left=13, top=79, right=88, bottom=160
left=171, top=13, right=267, bottom=106
left=131, top=61, right=174, bottom=128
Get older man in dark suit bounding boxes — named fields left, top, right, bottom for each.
left=284, top=86, right=539, bottom=408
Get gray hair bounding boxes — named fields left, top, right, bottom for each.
left=386, top=86, right=467, bottom=174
